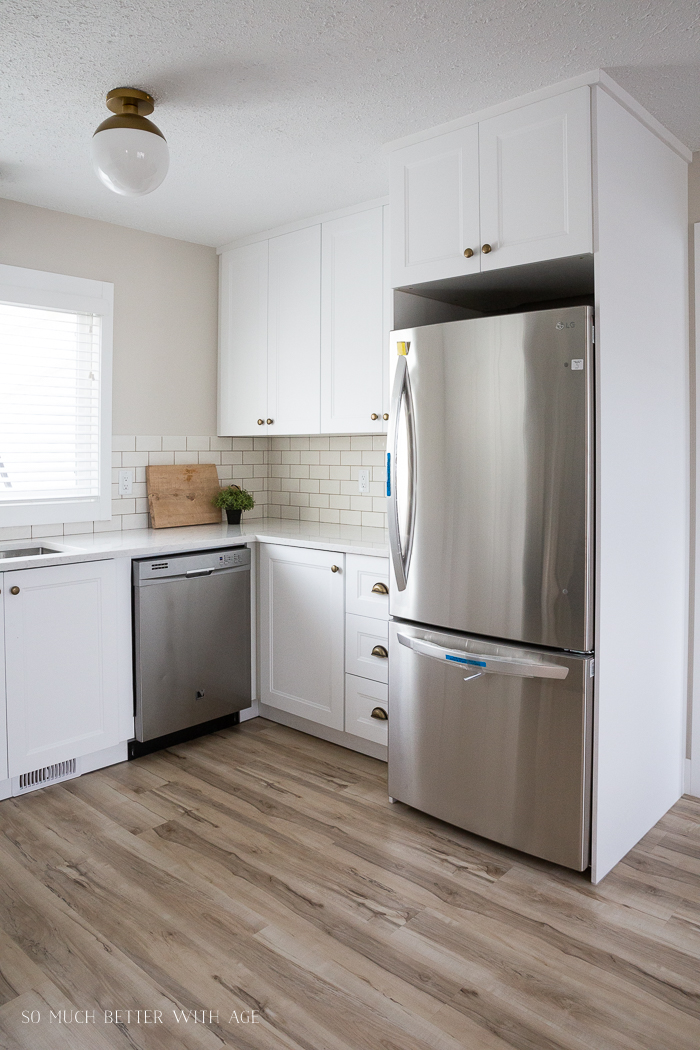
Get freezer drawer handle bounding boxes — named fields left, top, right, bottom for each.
left=396, top=633, right=569, bottom=680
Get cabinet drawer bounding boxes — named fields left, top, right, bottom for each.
left=345, top=674, right=388, bottom=746
left=345, top=555, right=390, bottom=619
left=345, top=613, right=389, bottom=683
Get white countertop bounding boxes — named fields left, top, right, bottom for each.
left=0, top=519, right=389, bottom=570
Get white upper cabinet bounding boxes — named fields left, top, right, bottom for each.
left=267, top=225, right=321, bottom=435
left=218, top=239, right=269, bottom=437
left=389, top=86, right=592, bottom=286
left=219, top=204, right=387, bottom=436
left=321, top=208, right=386, bottom=433
left=391, top=124, right=480, bottom=287
left=478, top=88, right=592, bottom=270
left=4, top=560, right=120, bottom=778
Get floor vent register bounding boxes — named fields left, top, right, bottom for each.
left=17, top=758, right=77, bottom=793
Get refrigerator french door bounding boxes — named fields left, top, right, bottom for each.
left=387, top=306, right=594, bottom=870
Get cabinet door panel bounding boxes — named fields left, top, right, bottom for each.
left=219, top=241, right=269, bottom=436
left=391, top=124, right=480, bottom=286
left=479, top=87, right=592, bottom=270
left=268, top=226, right=321, bottom=435
left=259, top=544, right=344, bottom=728
left=5, top=560, right=120, bottom=777
left=321, top=208, right=385, bottom=433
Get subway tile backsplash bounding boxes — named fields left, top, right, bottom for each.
left=0, top=434, right=386, bottom=541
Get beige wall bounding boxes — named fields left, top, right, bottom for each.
left=0, top=198, right=218, bottom=436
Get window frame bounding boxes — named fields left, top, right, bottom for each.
left=0, top=263, right=113, bottom=527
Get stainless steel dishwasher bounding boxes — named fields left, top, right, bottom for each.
left=131, top=546, right=251, bottom=757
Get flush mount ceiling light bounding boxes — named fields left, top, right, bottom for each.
left=91, top=87, right=169, bottom=197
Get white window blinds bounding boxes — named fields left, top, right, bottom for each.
left=0, top=302, right=102, bottom=504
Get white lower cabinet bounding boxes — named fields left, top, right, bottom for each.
left=259, top=546, right=390, bottom=752
left=259, top=544, right=345, bottom=729
left=3, top=560, right=121, bottom=778
left=344, top=555, right=390, bottom=748
left=345, top=674, right=388, bottom=746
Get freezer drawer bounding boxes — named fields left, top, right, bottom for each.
left=388, top=620, right=592, bottom=870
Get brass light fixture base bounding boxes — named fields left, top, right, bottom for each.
left=106, top=87, right=155, bottom=116
left=94, top=87, right=165, bottom=139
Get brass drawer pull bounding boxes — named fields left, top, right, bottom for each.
left=331, top=565, right=340, bottom=573
left=463, top=248, right=474, bottom=258
left=266, top=418, right=274, bottom=425
left=371, top=645, right=388, bottom=659
left=10, top=586, right=20, bottom=595
left=371, top=707, right=388, bottom=721
left=371, top=413, right=379, bottom=420
left=257, top=419, right=264, bottom=425
left=481, top=243, right=492, bottom=254
left=383, top=413, right=389, bottom=420
left=371, top=582, right=388, bottom=595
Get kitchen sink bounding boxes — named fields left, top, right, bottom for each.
left=0, top=545, right=65, bottom=559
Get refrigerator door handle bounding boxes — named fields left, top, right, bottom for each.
left=388, top=356, right=417, bottom=591
left=396, top=633, right=570, bottom=680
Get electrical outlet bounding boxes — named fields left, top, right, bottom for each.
left=358, top=468, right=370, bottom=494
left=118, top=468, right=133, bottom=496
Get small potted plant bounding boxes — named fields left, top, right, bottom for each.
left=212, top=484, right=255, bottom=525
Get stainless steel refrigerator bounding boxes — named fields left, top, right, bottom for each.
left=387, top=305, right=594, bottom=870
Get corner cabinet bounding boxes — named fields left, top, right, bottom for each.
left=259, top=544, right=345, bottom=728
left=219, top=204, right=388, bottom=437
left=3, top=560, right=121, bottom=778
left=258, top=545, right=391, bottom=754
left=391, top=87, right=592, bottom=286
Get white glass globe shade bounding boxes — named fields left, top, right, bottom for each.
left=91, top=127, right=169, bottom=197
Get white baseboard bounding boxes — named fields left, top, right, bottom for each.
left=0, top=740, right=130, bottom=799
left=258, top=703, right=388, bottom=762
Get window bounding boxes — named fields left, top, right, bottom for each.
left=0, top=265, right=113, bottom=527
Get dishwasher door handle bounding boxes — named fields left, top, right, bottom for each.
left=185, top=568, right=214, bottom=578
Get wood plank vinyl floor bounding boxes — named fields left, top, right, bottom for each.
left=0, top=718, right=699, bottom=1050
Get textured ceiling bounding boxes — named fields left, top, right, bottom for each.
left=2, top=0, right=700, bottom=247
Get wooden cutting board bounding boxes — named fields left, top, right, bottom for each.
left=146, top=464, right=222, bottom=528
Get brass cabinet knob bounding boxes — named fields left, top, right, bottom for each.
left=371, top=581, right=388, bottom=594
left=371, top=707, right=388, bottom=721
left=482, top=243, right=492, bottom=254
left=10, top=586, right=20, bottom=595
left=331, top=564, right=340, bottom=573
left=370, top=413, right=379, bottom=420
left=371, top=645, right=388, bottom=659
left=382, top=413, right=389, bottom=421
left=266, top=418, right=274, bottom=425
left=463, top=248, right=474, bottom=258
left=257, top=419, right=264, bottom=425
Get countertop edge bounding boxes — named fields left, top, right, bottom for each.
left=0, top=523, right=389, bottom=570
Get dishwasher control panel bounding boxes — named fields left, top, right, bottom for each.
left=134, top=545, right=251, bottom=583
left=219, top=550, right=246, bottom=567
